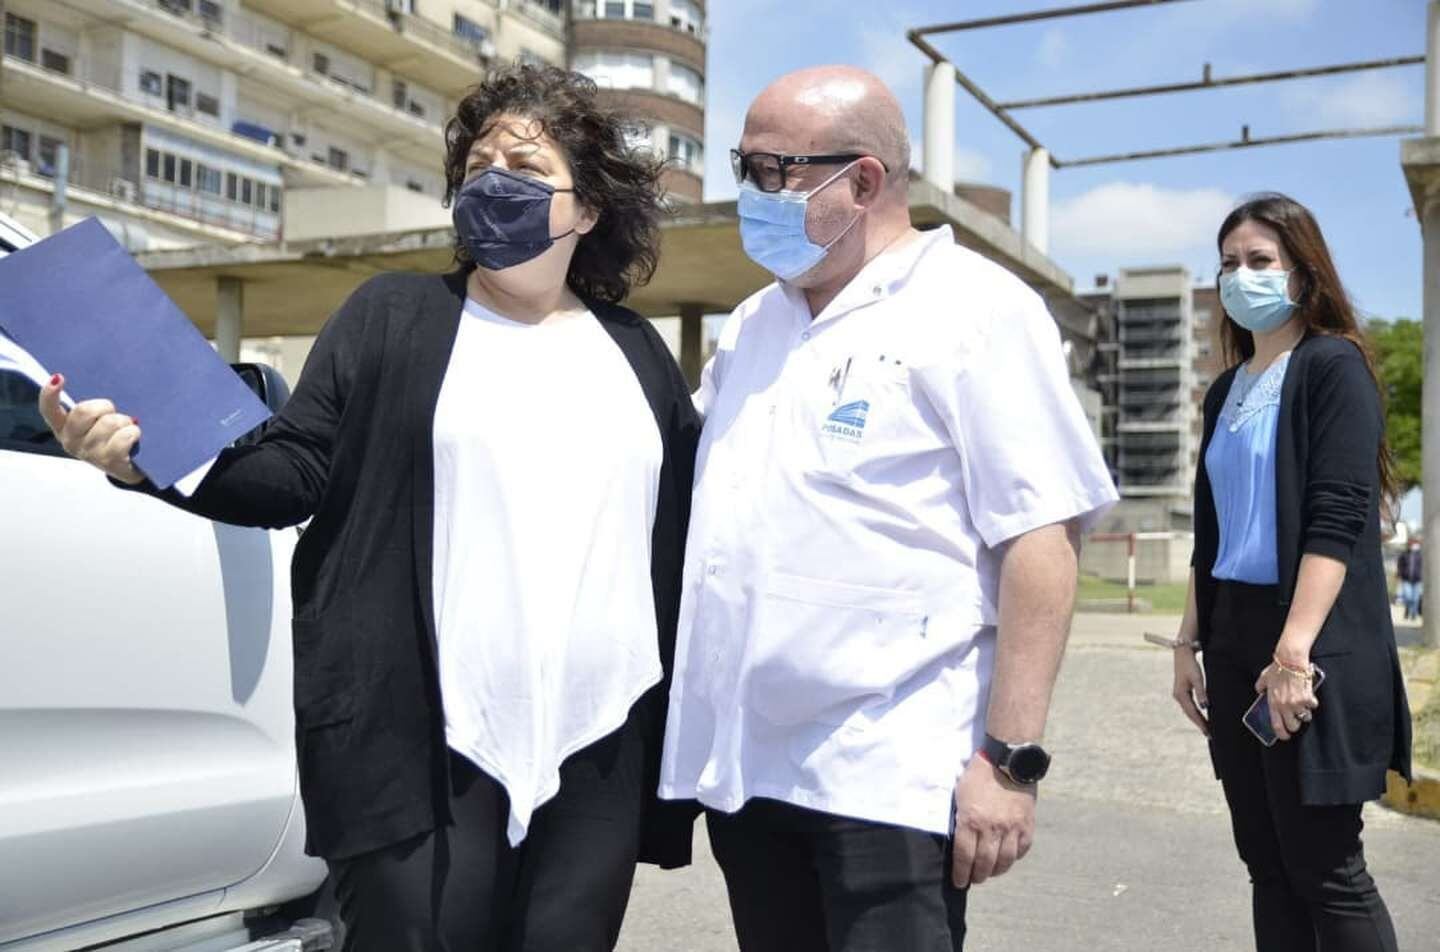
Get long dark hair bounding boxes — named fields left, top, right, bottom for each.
left=442, top=64, right=666, bottom=304
left=1216, top=192, right=1397, bottom=509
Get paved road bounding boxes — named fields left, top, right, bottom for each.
left=618, top=613, right=1440, bottom=951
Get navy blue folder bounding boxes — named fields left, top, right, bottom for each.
left=0, top=217, right=271, bottom=489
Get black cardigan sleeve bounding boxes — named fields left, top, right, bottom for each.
left=1302, top=344, right=1381, bottom=563
left=115, top=278, right=368, bottom=528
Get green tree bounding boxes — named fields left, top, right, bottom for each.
left=1367, top=318, right=1422, bottom=492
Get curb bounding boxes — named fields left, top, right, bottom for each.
left=1382, top=766, right=1440, bottom=819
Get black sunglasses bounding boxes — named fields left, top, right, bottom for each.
left=730, top=149, right=887, bottom=193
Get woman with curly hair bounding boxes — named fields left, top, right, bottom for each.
left=1168, top=193, right=1410, bottom=951
left=39, top=64, right=700, bottom=950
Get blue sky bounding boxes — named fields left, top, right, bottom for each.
left=701, top=0, right=1427, bottom=323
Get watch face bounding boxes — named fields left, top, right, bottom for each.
left=1008, top=745, right=1051, bottom=784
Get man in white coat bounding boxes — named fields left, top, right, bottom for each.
left=658, top=66, right=1118, bottom=950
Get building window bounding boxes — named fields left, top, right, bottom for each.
left=517, top=49, right=546, bottom=67
left=226, top=171, right=238, bottom=201
left=668, top=131, right=702, bottom=172
left=453, top=14, right=489, bottom=45
left=669, top=0, right=703, bottom=34
left=255, top=182, right=268, bottom=210
left=197, top=163, right=222, bottom=194
left=241, top=178, right=253, bottom=205
left=166, top=74, right=193, bottom=112
left=198, top=0, right=224, bottom=23
left=668, top=63, right=703, bottom=105
left=270, top=189, right=280, bottom=213
left=392, top=79, right=408, bottom=110
left=602, top=1, right=625, bottom=16
left=179, top=158, right=193, bottom=188
left=3, top=13, right=36, bottom=63
left=572, top=50, right=654, bottom=91
left=196, top=93, right=220, bottom=117
left=623, top=122, right=653, bottom=153
left=146, top=148, right=161, bottom=178
left=37, top=137, right=63, bottom=177
left=328, top=147, right=349, bottom=172
left=40, top=49, right=71, bottom=75
left=312, top=51, right=330, bottom=75
left=2, top=125, right=32, bottom=161
left=406, top=180, right=425, bottom=193
left=140, top=70, right=164, bottom=96
left=162, top=153, right=177, bottom=183
left=1193, top=307, right=1211, bottom=328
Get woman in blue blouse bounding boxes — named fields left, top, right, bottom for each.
left=1169, top=193, right=1410, bottom=952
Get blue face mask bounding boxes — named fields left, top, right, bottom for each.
left=737, top=162, right=861, bottom=281
left=1220, top=266, right=1296, bottom=333
left=452, top=167, right=576, bottom=271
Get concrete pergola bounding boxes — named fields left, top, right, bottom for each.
left=136, top=177, right=1087, bottom=386
left=1403, top=1, right=1440, bottom=650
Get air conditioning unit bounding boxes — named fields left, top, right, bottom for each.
left=109, top=178, right=138, bottom=202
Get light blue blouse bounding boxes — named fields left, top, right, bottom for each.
left=1205, top=352, right=1292, bottom=585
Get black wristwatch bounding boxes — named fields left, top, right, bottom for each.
left=980, top=734, right=1051, bottom=785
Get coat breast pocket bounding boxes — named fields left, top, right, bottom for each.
left=803, top=358, right=916, bottom=478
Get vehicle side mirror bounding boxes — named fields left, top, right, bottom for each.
left=230, top=362, right=291, bottom=447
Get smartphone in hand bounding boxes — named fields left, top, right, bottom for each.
left=1243, top=665, right=1326, bottom=747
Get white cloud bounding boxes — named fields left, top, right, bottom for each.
left=1052, top=182, right=1236, bottom=258
left=1036, top=28, right=1069, bottom=71
left=1283, top=72, right=1418, bottom=129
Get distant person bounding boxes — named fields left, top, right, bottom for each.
left=39, top=65, right=699, bottom=951
left=1397, top=538, right=1423, bottom=621
left=660, top=66, right=1116, bottom=951
left=1168, top=193, right=1411, bottom=952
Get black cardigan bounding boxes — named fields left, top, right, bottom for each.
left=129, top=270, right=701, bottom=862
left=1193, top=333, right=1412, bottom=803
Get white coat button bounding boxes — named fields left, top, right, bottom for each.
left=801, top=331, right=811, bottom=341
left=872, top=285, right=883, bottom=296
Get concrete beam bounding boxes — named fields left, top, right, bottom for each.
left=1022, top=147, right=1051, bottom=254
left=1404, top=134, right=1440, bottom=650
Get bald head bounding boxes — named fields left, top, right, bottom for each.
left=745, top=66, right=910, bottom=191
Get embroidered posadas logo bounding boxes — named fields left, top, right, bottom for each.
left=822, top=400, right=869, bottom=443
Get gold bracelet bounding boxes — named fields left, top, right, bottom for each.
left=1272, top=654, right=1313, bottom=680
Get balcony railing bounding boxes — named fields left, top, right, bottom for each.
left=141, top=0, right=449, bottom=134
left=0, top=151, right=278, bottom=239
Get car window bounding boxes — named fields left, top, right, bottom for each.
left=0, top=369, right=64, bottom=456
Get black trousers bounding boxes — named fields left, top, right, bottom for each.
left=1206, top=581, right=1398, bottom=952
left=707, top=798, right=967, bottom=952
left=329, top=713, right=646, bottom=952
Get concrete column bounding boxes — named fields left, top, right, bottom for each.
left=1021, top=147, right=1050, bottom=254
left=679, top=303, right=704, bottom=390
left=1428, top=1, right=1440, bottom=135
left=1423, top=1, right=1440, bottom=650
left=216, top=276, right=244, bottom=363
left=922, top=62, right=956, bottom=193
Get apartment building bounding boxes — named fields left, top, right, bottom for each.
left=1083, top=266, right=1205, bottom=523
left=0, top=0, right=568, bottom=250
left=569, top=0, right=705, bottom=202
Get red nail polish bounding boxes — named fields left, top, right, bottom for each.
left=131, top=417, right=139, bottom=427
left=49, top=374, right=60, bottom=387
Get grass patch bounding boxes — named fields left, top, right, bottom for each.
left=1077, top=574, right=1189, bottom=614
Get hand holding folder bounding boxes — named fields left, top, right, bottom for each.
left=0, top=218, right=271, bottom=491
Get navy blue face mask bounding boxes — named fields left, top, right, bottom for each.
left=453, top=167, right=577, bottom=271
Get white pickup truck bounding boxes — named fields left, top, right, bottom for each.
left=0, top=215, right=332, bottom=951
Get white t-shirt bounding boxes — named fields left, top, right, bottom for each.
left=659, top=226, right=1118, bottom=835
left=432, top=298, right=663, bottom=845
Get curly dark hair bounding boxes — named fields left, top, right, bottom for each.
left=442, top=64, right=667, bottom=305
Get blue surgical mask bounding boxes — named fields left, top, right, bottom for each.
left=737, top=162, right=861, bottom=281
left=1220, top=266, right=1296, bottom=333
left=452, top=167, right=576, bottom=271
